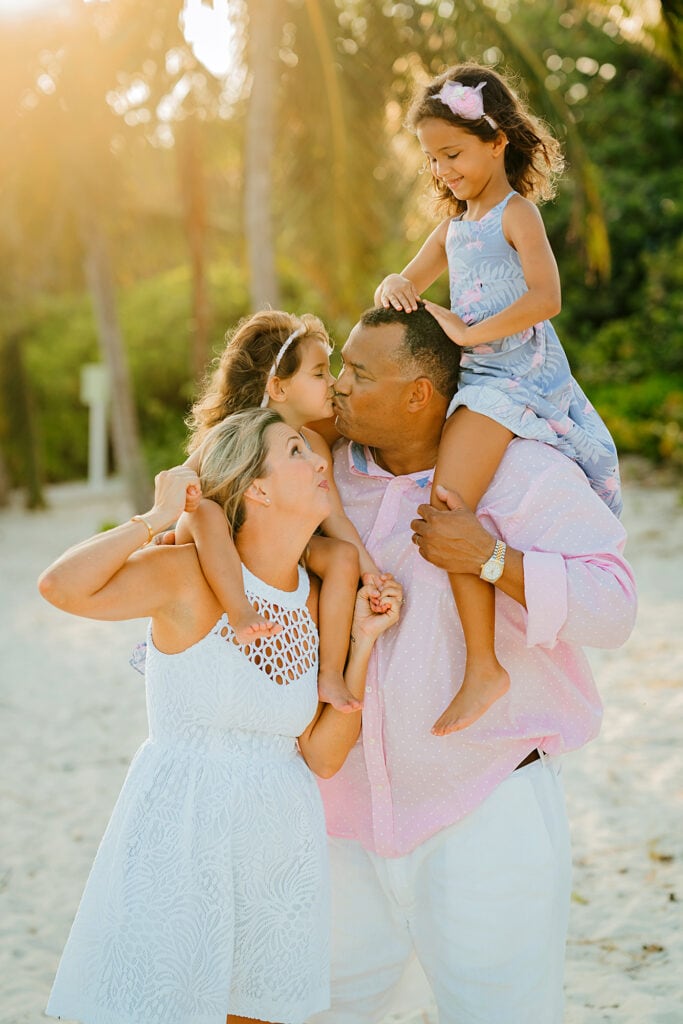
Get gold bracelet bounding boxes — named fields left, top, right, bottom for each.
left=130, top=514, right=155, bottom=546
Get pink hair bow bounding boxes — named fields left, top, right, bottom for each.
left=434, top=80, right=498, bottom=130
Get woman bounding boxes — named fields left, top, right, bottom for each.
left=39, top=408, right=402, bottom=1024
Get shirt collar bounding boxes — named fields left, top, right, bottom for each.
left=348, top=441, right=433, bottom=489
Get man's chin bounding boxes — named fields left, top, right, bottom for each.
left=333, top=411, right=353, bottom=440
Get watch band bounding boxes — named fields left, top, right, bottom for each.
left=480, top=539, right=506, bottom=581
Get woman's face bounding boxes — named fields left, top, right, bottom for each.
left=260, top=421, right=331, bottom=525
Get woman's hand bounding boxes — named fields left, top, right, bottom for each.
left=352, top=578, right=403, bottom=645
left=375, top=274, right=421, bottom=312
left=422, top=300, right=470, bottom=345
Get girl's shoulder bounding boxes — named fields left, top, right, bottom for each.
left=502, top=192, right=544, bottom=224
left=501, top=193, right=548, bottom=247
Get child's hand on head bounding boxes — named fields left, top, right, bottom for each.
left=375, top=274, right=421, bottom=313
left=422, top=301, right=470, bottom=346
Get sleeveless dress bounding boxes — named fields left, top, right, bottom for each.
left=46, top=565, right=330, bottom=1024
left=445, top=190, right=622, bottom=517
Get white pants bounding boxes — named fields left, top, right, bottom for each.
left=311, top=757, right=571, bottom=1024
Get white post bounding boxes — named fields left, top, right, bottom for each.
left=80, top=364, right=110, bottom=490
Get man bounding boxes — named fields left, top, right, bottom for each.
left=312, top=305, right=636, bottom=1024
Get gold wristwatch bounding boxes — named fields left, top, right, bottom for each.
left=480, top=539, right=506, bottom=583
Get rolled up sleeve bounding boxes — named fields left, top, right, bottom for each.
left=488, top=443, right=638, bottom=653
left=523, top=548, right=637, bottom=650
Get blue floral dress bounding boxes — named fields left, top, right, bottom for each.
left=446, top=190, right=622, bottom=517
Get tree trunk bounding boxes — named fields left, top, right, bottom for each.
left=0, top=446, right=9, bottom=507
left=81, top=218, right=152, bottom=512
left=177, top=116, right=211, bottom=384
left=4, top=332, right=46, bottom=509
left=245, top=0, right=281, bottom=311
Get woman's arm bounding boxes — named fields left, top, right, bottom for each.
left=375, top=219, right=450, bottom=311
left=38, top=467, right=200, bottom=621
left=423, top=198, right=561, bottom=346
left=298, top=578, right=403, bottom=778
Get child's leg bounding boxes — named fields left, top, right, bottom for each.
left=306, top=535, right=363, bottom=713
left=176, top=505, right=282, bottom=643
left=431, top=409, right=514, bottom=735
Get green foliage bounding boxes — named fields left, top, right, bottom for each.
left=2, top=262, right=251, bottom=485
left=1, top=0, right=681, bottom=488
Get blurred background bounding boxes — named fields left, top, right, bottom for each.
left=1, top=0, right=681, bottom=512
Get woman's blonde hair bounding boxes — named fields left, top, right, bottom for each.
left=196, top=407, right=282, bottom=536
left=187, top=310, right=331, bottom=453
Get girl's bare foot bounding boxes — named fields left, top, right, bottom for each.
left=432, top=660, right=510, bottom=735
left=318, top=668, right=362, bottom=713
left=231, top=601, right=283, bottom=645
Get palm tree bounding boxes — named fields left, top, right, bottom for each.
left=244, top=0, right=282, bottom=310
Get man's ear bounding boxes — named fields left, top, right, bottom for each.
left=407, top=376, right=434, bottom=412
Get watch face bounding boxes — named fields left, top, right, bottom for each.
left=482, top=561, right=503, bottom=583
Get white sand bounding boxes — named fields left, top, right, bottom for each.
left=1, top=478, right=681, bottom=1023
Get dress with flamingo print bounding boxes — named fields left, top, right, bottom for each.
left=445, top=190, right=622, bottom=517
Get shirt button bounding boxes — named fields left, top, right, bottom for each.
left=366, top=686, right=373, bottom=694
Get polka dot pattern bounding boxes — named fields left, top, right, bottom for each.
left=316, top=439, right=637, bottom=857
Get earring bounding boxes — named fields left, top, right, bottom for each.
left=265, top=498, right=271, bottom=506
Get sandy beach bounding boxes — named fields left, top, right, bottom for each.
left=1, top=476, right=681, bottom=1023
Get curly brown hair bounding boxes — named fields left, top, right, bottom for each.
left=187, top=310, right=331, bottom=453
left=407, top=63, right=564, bottom=216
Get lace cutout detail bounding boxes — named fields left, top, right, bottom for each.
left=219, top=594, right=317, bottom=686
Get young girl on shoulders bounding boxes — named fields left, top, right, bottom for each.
left=375, top=63, right=621, bottom=735
left=180, top=309, right=385, bottom=712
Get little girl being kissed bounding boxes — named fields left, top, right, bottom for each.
left=180, top=309, right=385, bottom=712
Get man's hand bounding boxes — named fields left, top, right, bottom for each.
left=411, top=485, right=495, bottom=575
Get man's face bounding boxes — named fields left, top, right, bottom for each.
left=333, top=321, right=414, bottom=447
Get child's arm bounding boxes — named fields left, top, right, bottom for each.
left=298, top=576, right=403, bottom=778
left=302, top=427, right=381, bottom=581
left=424, top=197, right=562, bottom=346
left=176, top=499, right=282, bottom=642
left=305, top=534, right=363, bottom=713
left=375, top=219, right=450, bottom=312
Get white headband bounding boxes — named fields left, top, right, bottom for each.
left=260, top=326, right=306, bottom=408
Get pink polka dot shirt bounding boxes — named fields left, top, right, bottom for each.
left=317, top=438, right=637, bottom=858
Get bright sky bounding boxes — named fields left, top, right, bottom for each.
left=0, top=0, right=239, bottom=79
left=181, top=0, right=240, bottom=79
left=0, top=0, right=65, bottom=13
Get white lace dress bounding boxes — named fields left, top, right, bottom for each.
left=46, top=565, right=330, bottom=1024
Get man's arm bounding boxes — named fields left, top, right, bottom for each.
left=412, top=462, right=637, bottom=652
